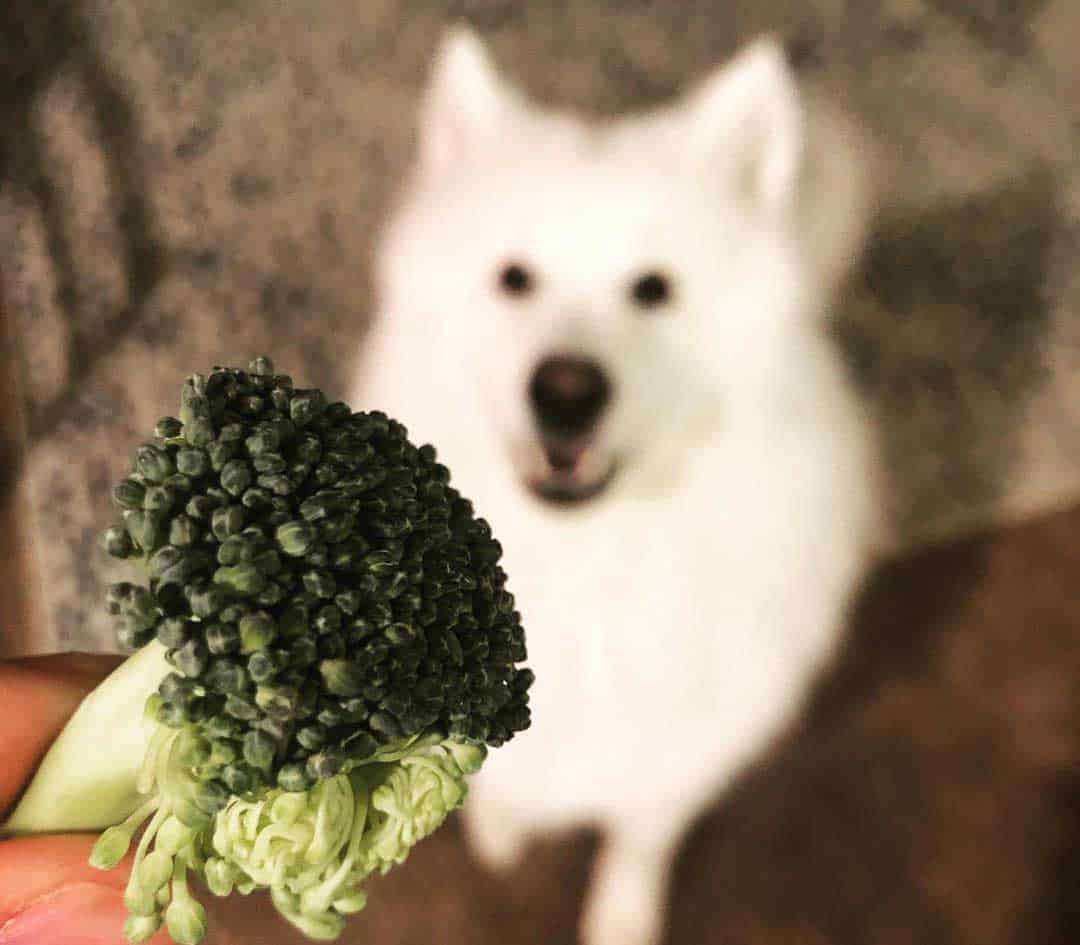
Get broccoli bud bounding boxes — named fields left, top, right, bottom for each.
left=1, top=358, right=533, bottom=945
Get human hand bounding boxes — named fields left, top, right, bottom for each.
left=0, top=653, right=332, bottom=945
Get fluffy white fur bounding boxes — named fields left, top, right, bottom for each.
left=354, top=27, right=883, bottom=945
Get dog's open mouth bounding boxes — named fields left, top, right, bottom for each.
left=522, top=437, right=618, bottom=506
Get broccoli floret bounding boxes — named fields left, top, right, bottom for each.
left=1, top=358, right=532, bottom=944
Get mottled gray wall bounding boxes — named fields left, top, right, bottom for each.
left=2, top=0, right=1079, bottom=649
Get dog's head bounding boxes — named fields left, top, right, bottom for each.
left=377, top=28, right=868, bottom=507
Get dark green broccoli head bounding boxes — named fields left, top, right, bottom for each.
left=103, top=358, right=532, bottom=797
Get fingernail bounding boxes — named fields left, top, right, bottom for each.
left=0, top=883, right=132, bottom=945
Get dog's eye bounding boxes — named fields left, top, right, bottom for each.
left=630, top=271, right=672, bottom=310
left=498, top=262, right=535, bottom=297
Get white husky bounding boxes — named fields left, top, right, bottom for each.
left=354, top=26, right=883, bottom=945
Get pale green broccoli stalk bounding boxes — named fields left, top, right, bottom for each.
left=1, top=358, right=532, bottom=944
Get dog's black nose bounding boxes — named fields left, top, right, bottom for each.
left=528, top=355, right=612, bottom=437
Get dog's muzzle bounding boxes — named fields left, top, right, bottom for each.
left=523, top=355, right=618, bottom=505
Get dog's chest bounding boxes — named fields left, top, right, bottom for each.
left=464, top=405, right=873, bottom=814
left=483, top=487, right=812, bottom=796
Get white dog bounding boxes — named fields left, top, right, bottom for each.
left=354, top=27, right=883, bottom=945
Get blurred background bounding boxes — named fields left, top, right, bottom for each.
left=1, top=1, right=1079, bottom=942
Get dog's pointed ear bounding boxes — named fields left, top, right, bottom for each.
left=419, top=26, right=519, bottom=175
left=679, top=38, right=803, bottom=214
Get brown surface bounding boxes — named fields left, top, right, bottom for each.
left=323, top=504, right=1080, bottom=945
left=0, top=289, right=39, bottom=657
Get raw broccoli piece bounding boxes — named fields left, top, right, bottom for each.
left=1, top=358, right=532, bottom=944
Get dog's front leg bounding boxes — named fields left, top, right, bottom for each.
left=461, top=773, right=536, bottom=871
left=580, top=820, right=685, bottom=945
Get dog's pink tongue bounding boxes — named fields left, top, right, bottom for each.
left=545, top=441, right=586, bottom=473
